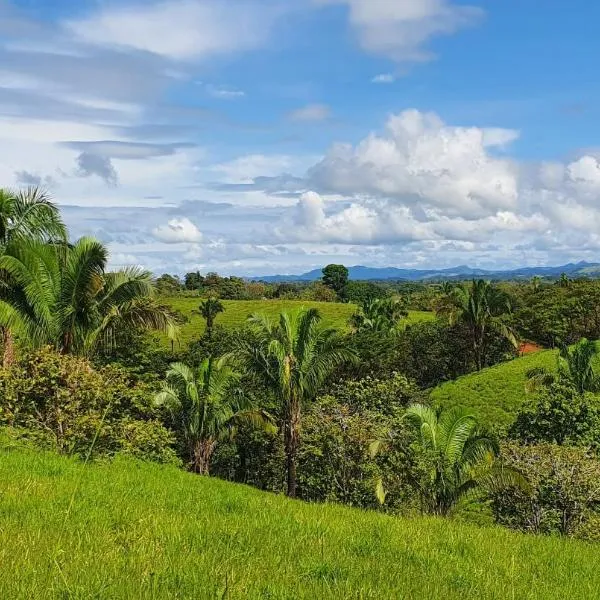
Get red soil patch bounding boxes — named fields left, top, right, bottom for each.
left=519, top=342, right=543, bottom=355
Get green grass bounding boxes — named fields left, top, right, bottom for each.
left=2, top=445, right=600, bottom=599
left=430, top=350, right=559, bottom=429
left=162, top=297, right=433, bottom=349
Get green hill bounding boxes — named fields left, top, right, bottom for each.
left=162, top=297, right=433, bottom=348
left=430, top=350, right=559, bottom=429
left=2, top=445, right=600, bottom=599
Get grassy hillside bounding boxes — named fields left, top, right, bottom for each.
left=2, top=445, right=600, bottom=599
left=430, top=350, right=559, bottom=429
left=162, top=297, right=433, bottom=348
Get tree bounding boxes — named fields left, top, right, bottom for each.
left=375, top=404, right=523, bottom=516
left=322, top=264, right=348, bottom=297
left=199, top=297, right=225, bottom=339
left=350, top=298, right=408, bottom=333
left=0, top=187, right=66, bottom=248
left=184, top=271, right=204, bottom=291
left=155, top=357, right=272, bottom=474
left=437, top=279, right=517, bottom=370
left=0, top=187, right=67, bottom=366
left=155, top=274, right=182, bottom=295
left=236, top=308, right=356, bottom=497
left=0, top=237, right=177, bottom=356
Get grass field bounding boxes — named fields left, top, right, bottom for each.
left=2, top=444, right=600, bottom=599
left=430, top=349, right=559, bottom=429
left=162, top=297, right=434, bottom=348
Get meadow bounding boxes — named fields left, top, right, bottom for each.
left=430, top=349, right=558, bottom=429
left=2, top=443, right=599, bottom=600
left=162, top=297, right=434, bottom=348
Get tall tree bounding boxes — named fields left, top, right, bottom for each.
left=322, top=264, right=349, bottom=297
left=155, top=357, right=272, bottom=474
left=199, top=297, right=225, bottom=339
left=0, top=187, right=67, bottom=366
left=438, top=279, right=517, bottom=370
left=236, top=308, right=356, bottom=497
left=0, top=237, right=177, bottom=356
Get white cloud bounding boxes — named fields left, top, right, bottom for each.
left=153, top=218, right=203, bottom=244
left=206, top=85, right=246, bottom=99
left=372, top=73, right=396, bottom=84
left=66, top=0, right=275, bottom=61
left=289, top=103, right=331, bottom=122
left=314, top=0, right=483, bottom=63
left=309, top=109, right=520, bottom=218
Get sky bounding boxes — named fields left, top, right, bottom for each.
left=2, top=0, right=600, bottom=276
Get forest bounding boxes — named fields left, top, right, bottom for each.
left=3, top=189, right=600, bottom=596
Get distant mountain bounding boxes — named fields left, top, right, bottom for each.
left=253, top=261, right=600, bottom=282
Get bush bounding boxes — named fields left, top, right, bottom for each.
left=509, top=381, right=600, bottom=448
left=298, top=395, right=423, bottom=510
left=491, top=443, right=600, bottom=540
left=0, top=347, right=179, bottom=465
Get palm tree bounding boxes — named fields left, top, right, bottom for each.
left=236, top=308, right=356, bottom=497
left=155, top=357, right=273, bottom=474
left=0, top=187, right=66, bottom=247
left=350, top=298, right=408, bottom=333
left=531, top=275, right=543, bottom=293
left=0, top=237, right=177, bottom=356
left=199, top=297, right=225, bottom=339
left=527, top=338, right=600, bottom=394
left=438, top=279, right=517, bottom=370
left=0, top=187, right=67, bottom=366
left=375, top=404, right=522, bottom=516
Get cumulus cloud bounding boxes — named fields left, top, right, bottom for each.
left=288, top=104, right=331, bottom=122
left=313, top=0, right=483, bottom=63
left=153, top=217, right=203, bottom=244
left=308, top=109, right=520, bottom=218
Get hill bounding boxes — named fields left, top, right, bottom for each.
left=255, top=261, right=600, bottom=282
left=430, top=349, right=559, bottom=429
left=162, top=298, right=433, bottom=348
left=2, top=444, right=600, bottom=599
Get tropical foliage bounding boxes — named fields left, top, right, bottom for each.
left=437, top=279, right=518, bottom=370
left=0, top=236, right=177, bottom=356
left=155, top=357, right=272, bottom=474
left=235, top=308, right=356, bottom=496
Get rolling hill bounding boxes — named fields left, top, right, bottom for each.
left=2, top=443, right=599, bottom=599
left=430, top=349, right=559, bottom=429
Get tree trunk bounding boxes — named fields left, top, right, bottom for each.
left=2, top=327, right=14, bottom=368
left=191, top=438, right=216, bottom=475
left=284, top=396, right=301, bottom=498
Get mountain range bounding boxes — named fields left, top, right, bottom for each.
left=253, top=262, right=600, bottom=282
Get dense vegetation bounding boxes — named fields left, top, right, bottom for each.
left=4, top=188, right=600, bottom=594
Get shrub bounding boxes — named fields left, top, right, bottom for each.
left=491, top=443, right=600, bottom=540
left=0, top=347, right=179, bottom=465
left=509, top=381, right=600, bottom=448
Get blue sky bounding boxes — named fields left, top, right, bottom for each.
left=2, top=0, right=600, bottom=275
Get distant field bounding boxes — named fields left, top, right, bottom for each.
left=161, top=297, right=434, bottom=348
left=430, top=349, right=558, bottom=430
left=2, top=445, right=600, bottom=599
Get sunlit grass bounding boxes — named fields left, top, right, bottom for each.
left=162, top=297, right=433, bottom=349
left=430, top=349, right=559, bottom=429
left=1, top=444, right=599, bottom=599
